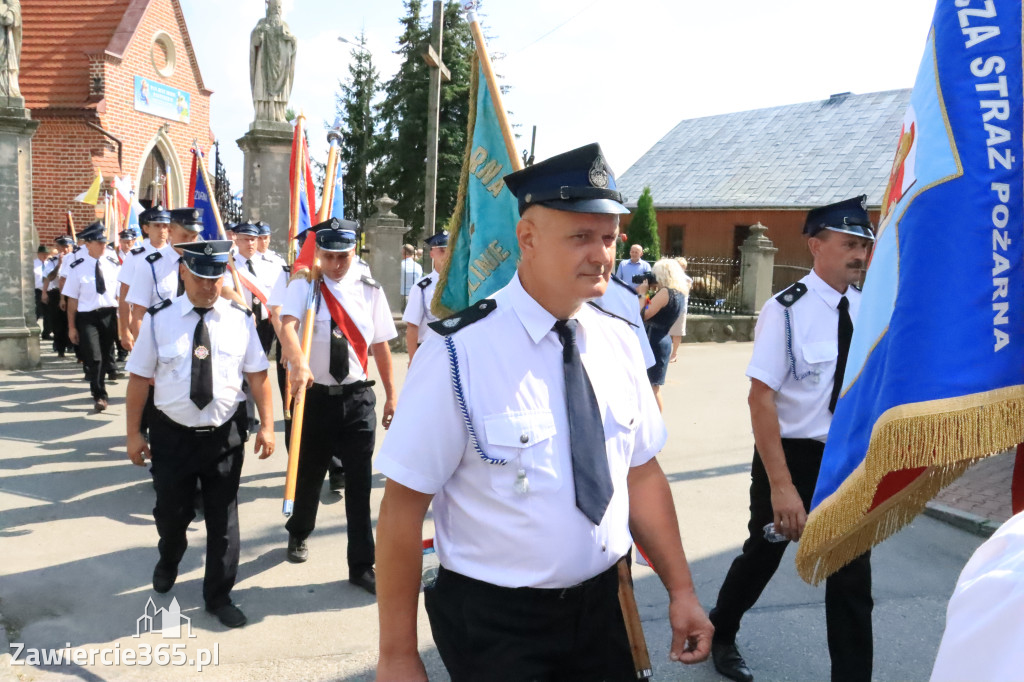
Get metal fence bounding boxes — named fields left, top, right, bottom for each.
left=686, top=257, right=741, bottom=315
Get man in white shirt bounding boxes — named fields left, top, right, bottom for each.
left=63, top=222, right=121, bottom=411
left=402, top=230, right=448, bottom=362
left=399, top=243, right=423, bottom=307
left=709, top=196, right=875, bottom=682
left=34, top=245, right=51, bottom=338
left=125, top=240, right=274, bottom=630
left=375, top=143, right=712, bottom=680
left=117, top=205, right=170, bottom=351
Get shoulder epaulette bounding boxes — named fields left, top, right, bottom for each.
left=429, top=299, right=497, bottom=336
left=775, top=282, right=807, bottom=308
left=72, top=245, right=81, bottom=253
left=851, top=283, right=862, bottom=292
left=360, top=274, right=381, bottom=289
left=610, top=274, right=639, bottom=295
left=106, top=256, right=120, bottom=266
left=587, top=301, right=639, bottom=328
left=148, top=299, right=172, bottom=316
left=69, top=258, right=84, bottom=269
left=146, top=252, right=162, bottom=264
left=416, top=275, right=433, bottom=290
left=130, top=246, right=146, bottom=255
left=282, top=264, right=291, bottom=274
left=47, top=255, right=57, bottom=262
left=231, top=301, right=254, bottom=317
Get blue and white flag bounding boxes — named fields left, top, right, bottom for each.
left=331, top=168, right=344, bottom=220
left=435, top=56, right=521, bottom=316
left=189, top=150, right=220, bottom=241
left=798, top=0, right=1024, bottom=583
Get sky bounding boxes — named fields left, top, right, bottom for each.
left=179, top=0, right=940, bottom=191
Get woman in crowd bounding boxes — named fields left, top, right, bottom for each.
left=669, top=256, right=693, bottom=363
left=640, top=258, right=691, bottom=411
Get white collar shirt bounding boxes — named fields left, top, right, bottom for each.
left=259, top=250, right=287, bottom=268
left=42, top=256, right=60, bottom=288
left=745, top=269, right=861, bottom=442
left=376, top=273, right=667, bottom=589
left=281, top=270, right=397, bottom=385
left=116, top=240, right=157, bottom=286
left=400, top=257, right=423, bottom=296
left=592, top=276, right=656, bottom=368
left=61, top=253, right=120, bottom=311
left=58, top=247, right=82, bottom=279
left=33, top=258, right=45, bottom=289
left=125, top=296, right=269, bottom=427
left=234, top=252, right=285, bottom=320
left=401, top=269, right=441, bottom=347
left=126, top=244, right=233, bottom=309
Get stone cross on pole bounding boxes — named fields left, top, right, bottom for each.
left=422, top=0, right=450, bottom=239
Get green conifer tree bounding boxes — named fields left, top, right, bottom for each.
left=625, top=186, right=660, bottom=262
left=335, top=31, right=381, bottom=222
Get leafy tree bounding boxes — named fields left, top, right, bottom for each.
left=335, top=31, right=381, bottom=222
left=624, top=186, right=660, bottom=262
left=373, top=0, right=475, bottom=243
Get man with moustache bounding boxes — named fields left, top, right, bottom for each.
left=374, top=144, right=712, bottom=680
left=709, top=196, right=875, bottom=682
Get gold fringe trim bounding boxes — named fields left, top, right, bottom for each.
left=796, top=389, right=1024, bottom=585
left=431, top=55, right=480, bottom=320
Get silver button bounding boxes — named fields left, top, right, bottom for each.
left=520, top=433, right=529, bottom=444
left=602, top=543, right=607, bottom=552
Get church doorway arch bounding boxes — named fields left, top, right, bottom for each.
left=137, top=129, right=185, bottom=209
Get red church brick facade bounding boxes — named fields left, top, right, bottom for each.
left=22, top=0, right=212, bottom=244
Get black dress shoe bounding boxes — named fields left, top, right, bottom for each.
left=287, top=535, right=308, bottom=563
left=712, top=640, right=754, bottom=682
left=329, top=471, right=345, bottom=494
left=206, top=602, right=247, bottom=628
left=349, top=567, right=376, bottom=595
left=152, top=561, right=178, bottom=593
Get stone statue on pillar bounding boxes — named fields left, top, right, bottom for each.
left=249, top=0, right=296, bottom=123
left=0, top=0, right=22, bottom=101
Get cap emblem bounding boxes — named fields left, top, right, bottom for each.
left=204, top=244, right=213, bottom=255
left=589, top=154, right=609, bottom=189
left=193, top=345, right=210, bottom=360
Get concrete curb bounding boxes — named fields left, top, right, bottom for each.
left=924, top=502, right=1002, bottom=538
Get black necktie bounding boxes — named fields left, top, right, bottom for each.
left=246, top=259, right=262, bottom=320
left=329, top=319, right=349, bottom=383
left=553, top=319, right=613, bottom=525
left=830, top=296, right=853, bottom=413
left=94, top=260, right=106, bottom=295
left=176, top=258, right=185, bottom=297
left=190, top=308, right=214, bottom=409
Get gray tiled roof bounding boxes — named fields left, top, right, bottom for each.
left=617, top=89, right=912, bottom=209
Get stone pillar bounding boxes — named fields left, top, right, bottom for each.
left=363, top=196, right=407, bottom=313
left=237, top=121, right=294, bottom=257
left=739, top=223, right=778, bottom=314
left=0, top=104, right=40, bottom=369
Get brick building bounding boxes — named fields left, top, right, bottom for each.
left=617, top=90, right=910, bottom=278
left=21, top=0, right=212, bottom=243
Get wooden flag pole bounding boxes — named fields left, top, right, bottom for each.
left=283, top=261, right=320, bottom=516
left=464, top=7, right=522, bottom=173
left=67, top=211, right=77, bottom=241
left=192, top=141, right=243, bottom=294
left=617, top=557, right=654, bottom=680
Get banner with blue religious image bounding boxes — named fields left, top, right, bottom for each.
left=797, top=0, right=1024, bottom=584
left=434, top=56, right=522, bottom=316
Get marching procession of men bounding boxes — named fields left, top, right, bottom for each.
left=23, top=141, right=892, bottom=681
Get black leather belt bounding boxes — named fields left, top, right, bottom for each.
left=153, top=408, right=233, bottom=435
left=308, top=380, right=375, bottom=397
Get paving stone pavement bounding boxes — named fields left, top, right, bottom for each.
left=927, top=449, right=1018, bottom=534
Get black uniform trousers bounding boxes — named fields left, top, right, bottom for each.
left=425, top=564, right=634, bottom=682
left=284, top=383, right=376, bottom=574
left=35, top=288, right=51, bottom=336
left=710, top=438, right=873, bottom=682
left=46, top=290, right=72, bottom=355
left=150, top=404, right=247, bottom=609
left=75, top=307, right=117, bottom=400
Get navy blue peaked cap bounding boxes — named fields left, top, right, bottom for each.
left=503, top=143, right=629, bottom=216
left=424, top=230, right=449, bottom=247
left=233, top=221, right=260, bottom=237
left=177, top=240, right=232, bottom=279
left=804, top=195, right=875, bottom=241
left=256, top=221, right=272, bottom=236
left=140, top=205, right=171, bottom=225
left=313, top=218, right=358, bottom=252
left=79, top=221, right=107, bottom=242
left=170, top=208, right=204, bottom=232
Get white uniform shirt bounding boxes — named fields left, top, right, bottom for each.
left=258, top=249, right=287, bottom=269
left=746, top=270, right=861, bottom=442
left=61, top=253, right=120, bottom=311
left=400, top=257, right=422, bottom=296
left=116, top=240, right=156, bottom=287
left=58, top=246, right=82, bottom=281
left=126, top=244, right=233, bottom=308
left=376, top=273, right=667, bottom=589
left=592, top=275, right=656, bottom=368
left=33, top=258, right=45, bottom=290
left=126, top=296, right=269, bottom=427
left=235, top=252, right=286, bottom=321
left=281, top=270, right=397, bottom=385
left=401, top=270, right=442, bottom=348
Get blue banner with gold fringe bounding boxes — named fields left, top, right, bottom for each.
left=797, top=0, right=1024, bottom=584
